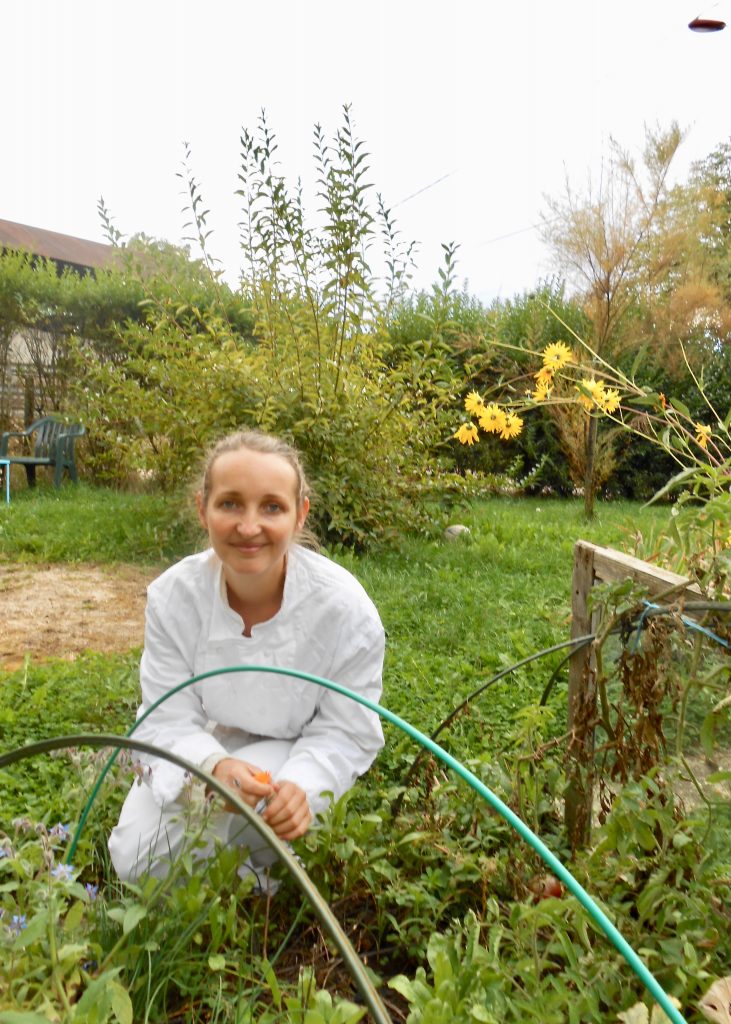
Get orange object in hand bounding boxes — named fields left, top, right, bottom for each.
left=252, top=770, right=272, bottom=784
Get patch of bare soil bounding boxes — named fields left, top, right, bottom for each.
left=0, top=562, right=157, bottom=671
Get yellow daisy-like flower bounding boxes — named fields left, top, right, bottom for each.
left=464, top=390, right=485, bottom=415
left=599, top=388, right=621, bottom=415
left=535, top=365, right=554, bottom=387
left=542, top=341, right=572, bottom=371
left=454, top=422, right=479, bottom=446
left=532, top=379, right=552, bottom=402
left=500, top=412, right=524, bottom=440
left=576, top=377, right=605, bottom=410
left=695, top=423, right=712, bottom=450
left=478, top=403, right=507, bottom=435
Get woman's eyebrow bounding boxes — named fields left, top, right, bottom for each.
left=217, top=489, right=290, bottom=502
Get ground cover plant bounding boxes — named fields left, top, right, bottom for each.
left=1, top=492, right=729, bottom=1022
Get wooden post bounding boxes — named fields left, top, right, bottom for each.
left=565, top=541, right=597, bottom=851
left=564, top=540, right=699, bottom=851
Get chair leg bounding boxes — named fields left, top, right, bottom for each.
left=26, top=464, right=37, bottom=488
left=54, top=462, right=63, bottom=488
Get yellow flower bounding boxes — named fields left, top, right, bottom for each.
left=695, top=423, right=712, bottom=450
left=464, top=390, right=485, bottom=415
left=500, top=412, right=524, bottom=440
left=454, top=422, right=479, bottom=446
left=535, top=365, right=554, bottom=387
left=541, top=341, right=572, bottom=371
left=478, top=403, right=507, bottom=435
left=532, top=379, right=552, bottom=402
left=576, top=377, right=605, bottom=410
left=599, top=388, right=621, bottom=414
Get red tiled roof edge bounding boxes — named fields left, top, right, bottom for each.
left=0, top=218, right=115, bottom=270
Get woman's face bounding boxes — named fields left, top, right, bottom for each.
left=197, top=448, right=309, bottom=584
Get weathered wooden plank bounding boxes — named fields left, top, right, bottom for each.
left=590, top=542, right=700, bottom=597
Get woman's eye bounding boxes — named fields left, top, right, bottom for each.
left=220, top=499, right=238, bottom=510
left=264, top=503, right=282, bottom=514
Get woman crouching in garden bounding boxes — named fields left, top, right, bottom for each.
left=109, top=430, right=385, bottom=886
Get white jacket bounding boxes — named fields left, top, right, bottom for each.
left=132, top=545, right=385, bottom=815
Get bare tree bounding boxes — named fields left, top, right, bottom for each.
left=542, top=123, right=684, bottom=517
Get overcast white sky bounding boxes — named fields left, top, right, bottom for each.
left=2, top=1, right=730, bottom=302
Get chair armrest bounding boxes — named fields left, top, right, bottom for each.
left=53, top=429, right=84, bottom=462
left=0, top=430, right=30, bottom=456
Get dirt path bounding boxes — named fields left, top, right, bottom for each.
left=0, top=562, right=157, bottom=671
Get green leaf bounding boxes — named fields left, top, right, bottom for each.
left=642, top=466, right=698, bottom=506
left=397, top=831, right=431, bottom=846
left=471, top=1006, right=499, bottom=1023
left=208, top=954, right=227, bottom=971
left=109, top=980, right=134, bottom=1024
left=262, top=958, right=282, bottom=1009
left=630, top=347, right=648, bottom=379
left=669, top=397, right=691, bottom=419
left=64, top=899, right=85, bottom=932
left=75, top=969, right=122, bottom=1015
left=635, top=822, right=657, bottom=852
left=57, top=942, right=88, bottom=962
left=14, top=911, right=49, bottom=949
left=122, top=903, right=147, bottom=935
left=388, top=975, right=419, bottom=1002
left=700, top=711, right=717, bottom=760
left=627, top=393, right=660, bottom=408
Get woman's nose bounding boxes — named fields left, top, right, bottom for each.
left=235, top=512, right=260, bottom=537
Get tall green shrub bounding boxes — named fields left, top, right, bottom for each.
left=73, top=109, right=459, bottom=546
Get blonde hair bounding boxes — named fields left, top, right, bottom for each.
left=198, top=430, right=318, bottom=548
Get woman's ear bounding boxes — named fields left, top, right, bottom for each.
left=297, top=496, right=310, bottom=532
left=195, top=491, right=208, bottom=531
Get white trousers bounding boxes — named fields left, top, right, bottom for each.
left=108, top=738, right=294, bottom=883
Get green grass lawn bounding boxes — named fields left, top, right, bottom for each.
left=0, top=491, right=671, bottom=825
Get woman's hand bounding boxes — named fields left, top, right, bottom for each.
left=261, top=780, right=312, bottom=840
left=211, top=757, right=274, bottom=811
left=211, top=760, right=311, bottom=840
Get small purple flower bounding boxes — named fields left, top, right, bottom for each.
left=9, top=914, right=27, bottom=935
left=0, top=847, right=10, bottom=859
left=49, top=823, right=71, bottom=842
left=51, top=863, right=76, bottom=881
left=85, top=883, right=99, bottom=901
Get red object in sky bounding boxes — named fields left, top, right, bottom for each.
left=688, top=16, right=726, bottom=31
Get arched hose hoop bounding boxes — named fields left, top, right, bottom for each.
left=66, top=664, right=687, bottom=1024
left=0, top=734, right=392, bottom=1024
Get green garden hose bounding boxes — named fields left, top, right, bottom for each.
left=65, top=664, right=688, bottom=1024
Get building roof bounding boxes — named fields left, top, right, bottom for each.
left=0, top=218, right=114, bottom=271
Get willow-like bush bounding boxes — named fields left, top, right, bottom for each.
left=73, top=108, right=459, bottom=547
